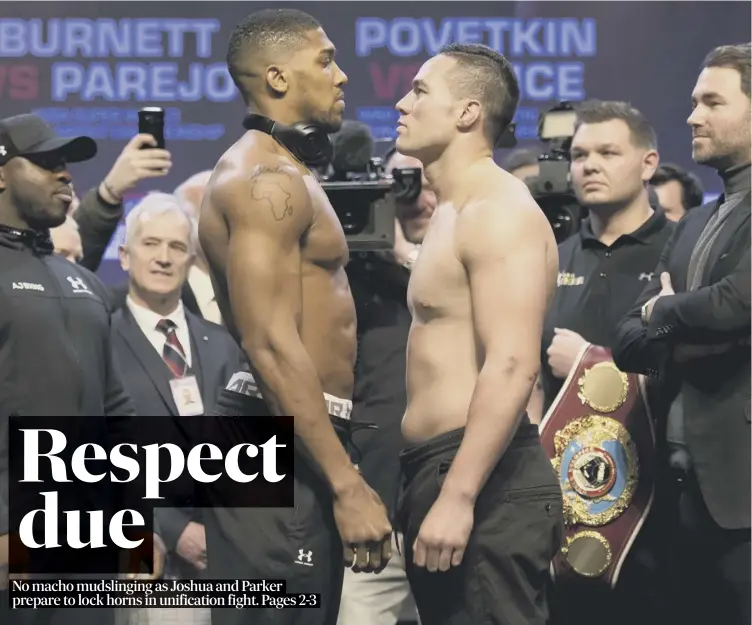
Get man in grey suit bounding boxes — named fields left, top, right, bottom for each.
left=614, top=43, right=750, bottom=625
left=110, top=192, right=246, bottom=625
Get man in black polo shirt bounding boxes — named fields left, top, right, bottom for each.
left=337, top=149, right=434, bottom=625
left=527, top=101, right=675, bottom=625
left=529, top=101, right=675, bottom=422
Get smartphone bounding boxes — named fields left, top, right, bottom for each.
left=138, top=107, right=165, bottom=148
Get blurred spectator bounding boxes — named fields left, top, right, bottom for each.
left=501, top=147, right=540, bottom=181
left=71, top=134, right=172, bottom=272
left=110, top=192, right=244, bottom=625
left=650, top=163, right=705, bottom=221
left=50, top=214, right=83, bottom=263
left=174, top=170, right=222, bottom=324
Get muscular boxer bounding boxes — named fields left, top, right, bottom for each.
left=197, top=9, right=391, bottom=625
left=394, top=43, right=564, bottom=625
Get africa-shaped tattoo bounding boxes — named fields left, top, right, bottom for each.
left=250, top=168, right=294, bottom=221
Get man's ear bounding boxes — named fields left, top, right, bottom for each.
left=641, top=150, right=660, bottom=182
left=265, top=64, right=290, bottom=96
left=457, top=100, right=482, bottom=133
left=0, top=166, right=6, bottom=192
left=119, top=245, right=129, bottom=272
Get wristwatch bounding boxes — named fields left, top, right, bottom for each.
left=402, top=245, right=421, bottom=271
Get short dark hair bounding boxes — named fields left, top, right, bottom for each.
left=226, top=9, right=321, bottom=100
left=702, top=43, right=751, bottom=97
left=439, top=43, right=520, bottom=147
left=573, top=100, right=658, bottom=150
left=650, top=163, right=705, bottom=210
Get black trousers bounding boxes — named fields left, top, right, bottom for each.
left=668, top=469, right=751, bottom=625
left=397, top=419, right=564, bottom=625
left=203, top=389, right=345, bottom=625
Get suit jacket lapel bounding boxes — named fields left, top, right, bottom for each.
left=676, top=202, right=715, bottom=291
left=186, top=312, right=217, bottom=408
left=116, top=306, right=179, bottom=415
left=701, top=191, right=751, bottom=285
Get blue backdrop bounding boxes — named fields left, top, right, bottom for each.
left=1, top=1, right=749, bottom=283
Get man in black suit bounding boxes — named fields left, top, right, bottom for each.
left=110, top=191, right=245, bottom=625
left=613, top=43, right=750, bottom=625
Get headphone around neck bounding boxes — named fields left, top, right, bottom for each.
left=242, top=113, right=333, bottom=167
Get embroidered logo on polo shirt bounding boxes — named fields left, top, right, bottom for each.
left=557, top=271, right=585, bottom=287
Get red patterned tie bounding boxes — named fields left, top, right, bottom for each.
left=156, top=319, right=188, bottom=378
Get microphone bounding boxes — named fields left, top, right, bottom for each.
left=330, top=121, right=375, bottom=179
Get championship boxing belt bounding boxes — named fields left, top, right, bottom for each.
left=539, top=343, right=655, bottom=588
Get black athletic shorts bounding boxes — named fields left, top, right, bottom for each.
left=397, top=416, right=565, bottom=625
left=202, top=373, right=352, bottom=625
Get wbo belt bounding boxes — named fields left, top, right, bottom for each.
left=539, top=344, right=656, bottom=589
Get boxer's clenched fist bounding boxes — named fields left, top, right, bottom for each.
left=333, top=479, right=392, bottom=574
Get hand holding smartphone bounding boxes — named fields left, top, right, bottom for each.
left=138, top=107, right=165, bottom=149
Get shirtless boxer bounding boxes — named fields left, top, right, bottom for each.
left=197, top=9, right=391, bottom=625
left=394, top=43, right=565, bottom=625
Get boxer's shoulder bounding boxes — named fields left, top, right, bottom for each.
left=208, top=149, right=313, bottom=233
left=455, top=169, right=554, bottom=260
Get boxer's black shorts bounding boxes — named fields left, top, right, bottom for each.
left=397, top=416, right=565, bottom=625
left=202, top=383, right=347, bottom=625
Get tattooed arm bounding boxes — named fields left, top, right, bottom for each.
left=213, top=162, right=363, bottom=496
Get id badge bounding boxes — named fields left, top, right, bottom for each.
left=170, top=375, right=204, bottom=416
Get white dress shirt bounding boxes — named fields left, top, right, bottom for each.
left=188, top=265, right=222, bottom=326
left=126, top=296, right=193, bottom=368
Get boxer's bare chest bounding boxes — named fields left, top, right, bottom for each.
left=408, top=203, right=470, bottom=322
left=300, top=176, right=350, bottom=271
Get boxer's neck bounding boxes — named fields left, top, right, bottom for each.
left=423, top=141, right=493, bottom=206
left=247, top=105, right=303, bottom=130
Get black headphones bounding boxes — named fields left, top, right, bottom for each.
left=242, top=113, right=333, bottom=167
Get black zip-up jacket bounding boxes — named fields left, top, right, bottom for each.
left=0, top=225, right=136, bottom=537
left=0, top=226, right=135, bottom=418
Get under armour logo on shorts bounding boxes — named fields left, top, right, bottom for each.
left=295, top=549, right=313, bottom=566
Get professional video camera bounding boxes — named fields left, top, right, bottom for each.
left=522, top=102, right=586, bottom=243
left=320, top=121, right=395, bottom=252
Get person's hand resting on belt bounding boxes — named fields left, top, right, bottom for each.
left=95, top=134, right=172, bottom=206
left=547, top=328, right=589, bottom=379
